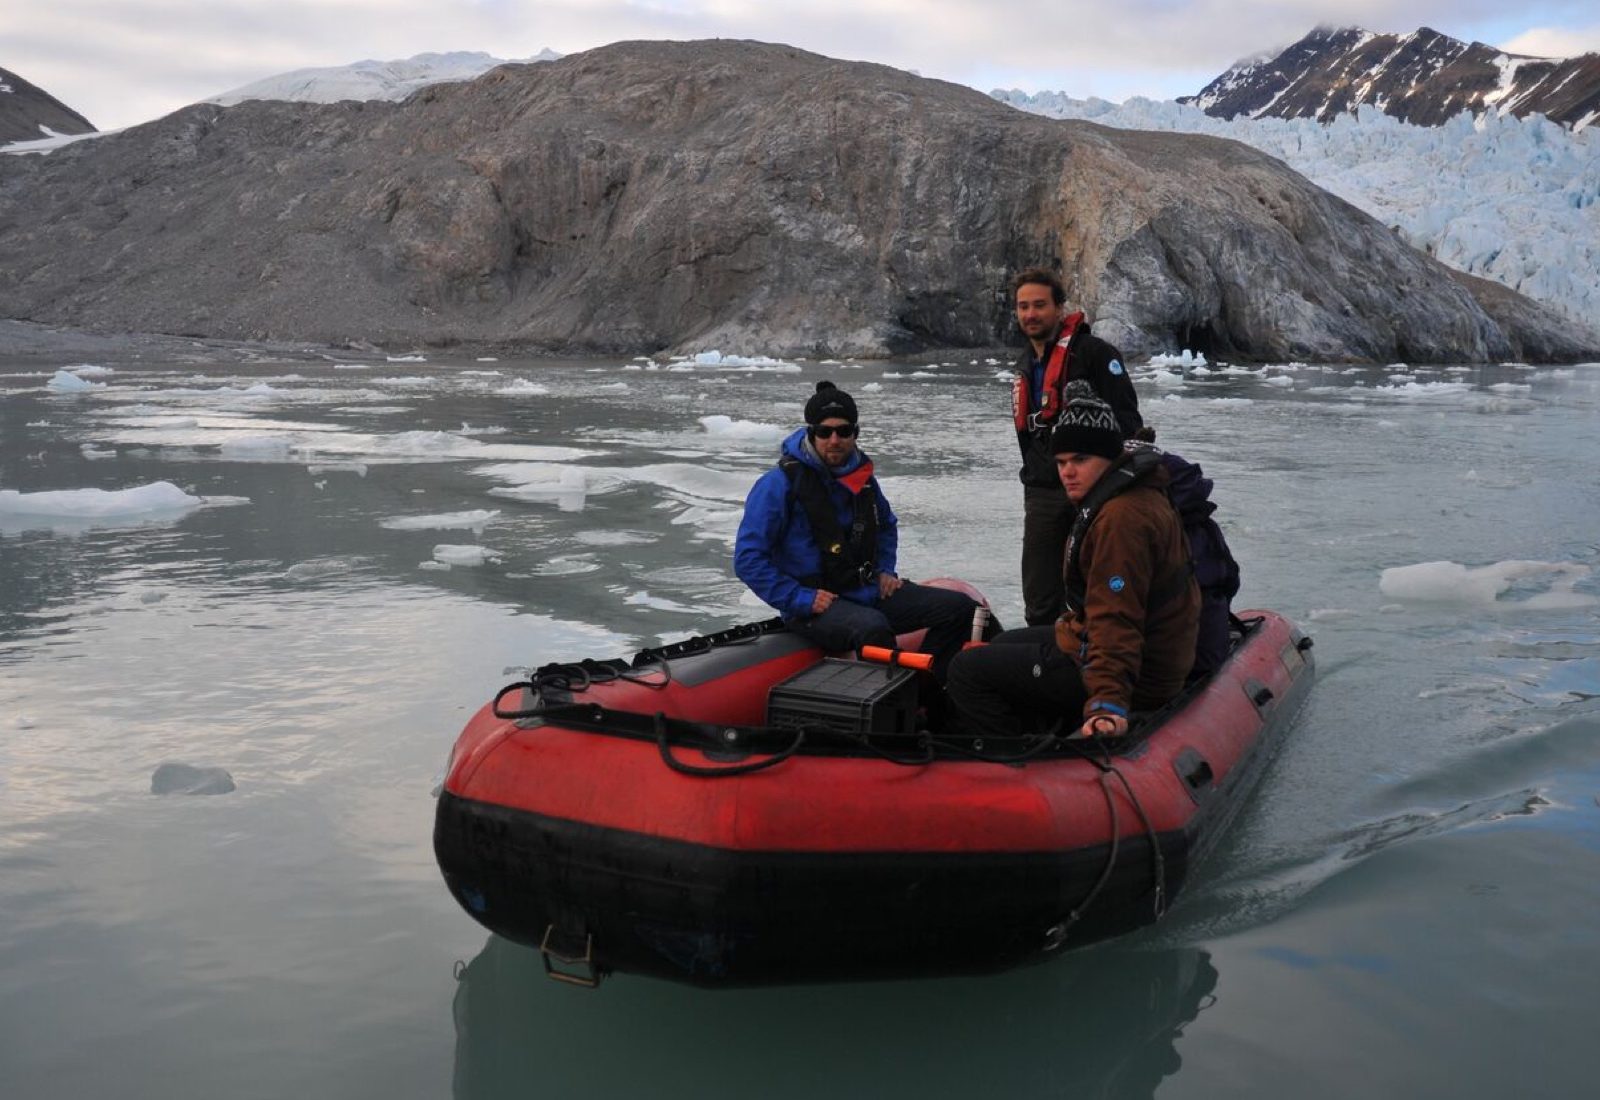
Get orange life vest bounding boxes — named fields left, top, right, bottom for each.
left=1011, top=311, right=1086, bottom=432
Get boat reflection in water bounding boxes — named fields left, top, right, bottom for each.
left=450, top=934, right=1219, bottom=1099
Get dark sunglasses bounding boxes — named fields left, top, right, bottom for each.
left=810, top=423, right=858, bottom=439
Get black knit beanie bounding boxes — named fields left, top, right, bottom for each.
left=804, top=381, right=858, bottom=425
left=1049, top=380, right=1123, bottom=459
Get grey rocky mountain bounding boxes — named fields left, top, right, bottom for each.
left=1184, top=25, right=1600, bottom=130
left=0, top=40, right=1594, bottom=362
left=1, top=65, right=96, bottom=144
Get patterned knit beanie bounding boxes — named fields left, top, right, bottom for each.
left=1049, top=380, right=1123, bottom=459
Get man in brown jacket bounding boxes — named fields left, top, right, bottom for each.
left=947, top=382, right=1199, bottom=739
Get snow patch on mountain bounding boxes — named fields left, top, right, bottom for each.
left=993, top=91, right=1600, bottom=330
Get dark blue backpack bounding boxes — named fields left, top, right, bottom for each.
left=1159, top=452, right=1241, bottom=678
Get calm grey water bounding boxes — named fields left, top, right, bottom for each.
left=2, top=350, right=1598, bottom=1099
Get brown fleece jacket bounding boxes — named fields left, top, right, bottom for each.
left=1054, top=465, right=1201, bottom=718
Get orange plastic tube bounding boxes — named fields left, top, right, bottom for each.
left=858, top=646, right=934, bottom=671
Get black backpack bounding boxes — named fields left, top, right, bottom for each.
left=1158, top=451, right=1241, bottom=678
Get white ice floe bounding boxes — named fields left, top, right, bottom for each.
left=372, top=376, right=432, bottom=386
left=0, top=480, right=246, bottom=531
left=862, top=382, right=884, bottom=392
left=497, top=378, right=549, bottom=396
left=79, top=443, right=117, bottom=459
left=46, top=369, right=106, bottom=393
left=385, top=354, right=427, bottom=363
left=574, top=529, right=658, bottom=546
left=66, top=363, right=114, bottom=378
left=1306, top=608, right=1360, bottom=622
left=380, top=509, right=501, bottom=531
left=1379, top=560, right=1597, bottom=609
left=682, top=351, right=802, bottom=372
left=432, top=544, right=501, bottom=567
left=1147, top=350, right=1208, bottom=369
left=484, top=466, right=588, bottom=512
left=697, top=415, right=787, bottom=443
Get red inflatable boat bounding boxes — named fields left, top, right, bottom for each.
left=433, top=604, right=1314, bottom=987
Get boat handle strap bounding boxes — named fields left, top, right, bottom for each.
left=655, top=713, right=805, bottom=777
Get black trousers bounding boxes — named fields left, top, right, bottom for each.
left=786, top=581, right=978, bottom=683
left=1022, top=483, right=1075, bottom=626
left=945, top=625, right=1087, bottom=740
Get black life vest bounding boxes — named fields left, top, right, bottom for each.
left=779, top=455, right=880, bottom=592
left=1011, top=311, right=1087, bottom=432
left=1062, top=446, right=1192, bottom=617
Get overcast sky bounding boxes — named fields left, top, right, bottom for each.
left=6, top=0, right=1600, bottom=132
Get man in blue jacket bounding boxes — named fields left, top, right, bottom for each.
left=734, top=381, right=978, bottom=681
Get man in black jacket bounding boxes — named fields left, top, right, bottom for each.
left=1009, top=268, right=1142, bottom=625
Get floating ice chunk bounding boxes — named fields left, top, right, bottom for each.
left=1263, top=375, right=1295, bottom=387
left=575, top=529, right=658, bottom=546
left=487, top=466, right=588, bottom=511
left=1379, top=560, right=1597, bottom=608
left=1147, top=350, right=1208, bottom=369
left=373, top=376, right=431, bottom=385
left=592, top=382, right=630, bottom=392
left=66, top=363, right=114, bottom=378
left=621, top=589, right=700, bottom=613
left=385, top=354, right=427, bottom=362
left=221, top=435, right=297, bottom=459
left=1488, top=382, right=1532, bottom=394
left=80, top=444, right=117, bottom=459
left=687, top=350, right=800, bottom=371
left=475, top=357, right=499, bottom=362
left=381, top=509, right=500, bottom=531
left=305, top=462, right=367, bottom=476
left=333, top=363, right=370, bottom=370
left=697, top=415, right=786, bottom=443
left=862, top=382, right=883, bottom=392
left=46, top=369, right=105, bottom=392
left=498, top=378, right=549, bottom=395
left=0, top=481, right=207, bottom=519
left=1150, top=371, right=1186, bottom=386
left=433, top=544, right=501, bottom=567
